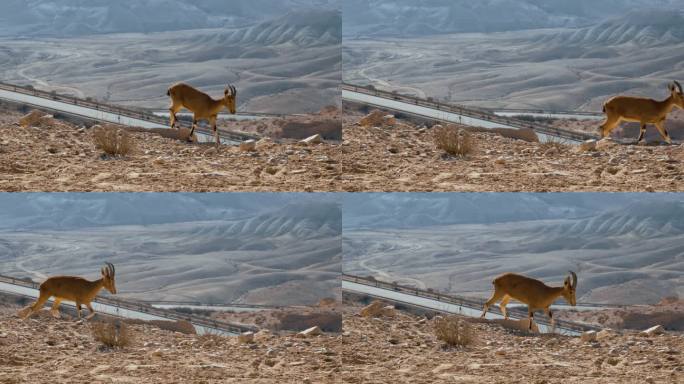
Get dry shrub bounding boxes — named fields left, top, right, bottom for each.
left=93, top=126, right=135, bottom=156
left=539, top=135, right=570, bottom=152
left=434, top=125, right=474, bottom=157
left=91, top=321, right=131, bottom=349
left=434, top=316, right=474, bottom=348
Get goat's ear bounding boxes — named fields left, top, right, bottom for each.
left=101, top=267, right=106, bottom=276
left=564, top=276, right=570, bottom=287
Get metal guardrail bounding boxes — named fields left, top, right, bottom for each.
left=0, top=82, right=260, bottom=143
left=342, top=83, right=598, bottom=143
left=490, top=108, right=603, bottom=117
left=342, top=274, right=602, bottom=333
left=0, top=274, right=256, bottom=335
left=143, top=300, right=285, bottom=310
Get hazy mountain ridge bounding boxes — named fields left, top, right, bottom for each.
left=0, top=0, right=340, bottom=37
left=536, top=10, right=684, bottom=47
left=0, top=194, right=338, bottom=231
left=342, top=0, right=684, bottom=37
left=342, top=194, right=673, bottom=229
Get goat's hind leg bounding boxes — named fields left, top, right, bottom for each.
left=20, top=290, right=51, bottom=319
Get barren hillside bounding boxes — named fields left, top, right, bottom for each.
left=341, top=108, right=684, bottom=192
left=0, top=109, right=342, bottom=192
left=341, top=302, right=683, bottom=383
left=0, top=306, right=341, bottom=383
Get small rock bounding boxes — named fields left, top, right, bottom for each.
left=240, top=140, right=257, bottom=152
left=641, top=325, right=664, bottom=337
left=581, top=331, right=597, bottom=342
left=579, top=139, right=597, bottom=152
left=300, top=134, right=323, bottom=145
left=238, top=332, right=255, bottom=344
left=297, top=326, right=322, bottom=338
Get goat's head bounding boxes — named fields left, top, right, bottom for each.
left=561, top=271, right=577, bottom=306
left=224, top=85, right=237, bottom=114
left=101, top=262, right=117, bottom=294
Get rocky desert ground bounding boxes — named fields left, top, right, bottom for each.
left=0, top=305, right=341, bottom=384
left=341, top=301, right=683, bottom=384
left=342, top=107, right=684, bottom=192
left=0, top=108, right=342, bottom=192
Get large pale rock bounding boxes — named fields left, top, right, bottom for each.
left=238, top=331, right=255, bottom=344
left=255, top=138, right=272, bottom=149
left=581, top=330, right=598, bottom=342
left=19, top=110, right=47, bottom=127
left=579, top=139, right=597, bottom=152
left=297, top=326, right=322, bottom=338
left=240, top=140, right=257, bottom=152
left=641, top=325, right=664, bottom=337
left=300, top=134, right=323, bottom=145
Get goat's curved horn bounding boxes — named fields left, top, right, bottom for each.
left=569, top=271, right=577, bottom=289
left=674, top=80, right=682, bottom=94
left=106, top=262, right=115, bottom=277
left=231, top=85, right=237, bottom=97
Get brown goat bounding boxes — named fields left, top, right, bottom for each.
left=480, top=271, right=577, bottom=331
left=21, top=263, right=117, bottom=320
left=167, top=83, right=237, bottom=147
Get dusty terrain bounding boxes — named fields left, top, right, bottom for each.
left=559, top=299, right=684, bottom=332
left=0, top=194, right=341, bottom=306
left=343, top=196, right=684, bottom=305
left=341, top=303, right=683, bottom=384
left=0, top=306, right=341, bottom=383
left=0, top=9, right=341, bottom=114
left=208, top=300, right=342, bottom=333
left=341, top=108, right=684, bottom=192
left=343, top=10, right=684, bottom=112
left=0, top=109, right=342, bottom=192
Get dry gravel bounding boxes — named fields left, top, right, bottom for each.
left=342, top=110, right=684, bottom=192
left=341, top=304, right=684, bottom=384
left=0, top=308, right=341, bottom=383
left=0, top=110, right=342, bottom=192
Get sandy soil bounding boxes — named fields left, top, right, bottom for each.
left=0, top=110, right=342, bottom=192
left=341, top=108, right=684, bottom=192
left=0, top=307, right=341, bottom=384
left=559, top=299, right=684, bottom=332
left=341, top=303, right=684, bottom=384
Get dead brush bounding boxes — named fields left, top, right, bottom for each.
left=433, top=125, right=474, bottom=157
left=434, top=316, right=474, bottom=348
left=93, top=126, right=135, bottom=156
left=539, top=135, right=570, bottom=153
left=91, top=321, right=131, bottom=349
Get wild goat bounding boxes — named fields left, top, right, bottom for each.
left=21, top=263, right=117, bottom=320
left=480, top=271, right=577, bottom=331
left=600, top=81, right=683, bottom=144
left=167, top=83, right=237, bottom=147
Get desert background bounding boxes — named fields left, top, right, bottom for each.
left=343, top=193, right=684, bottom=306
left=0, top=193, right=342, bottom=306
left=0, top=0, right=341, bottom=114
left=343, top=0, right=684, bottom=112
